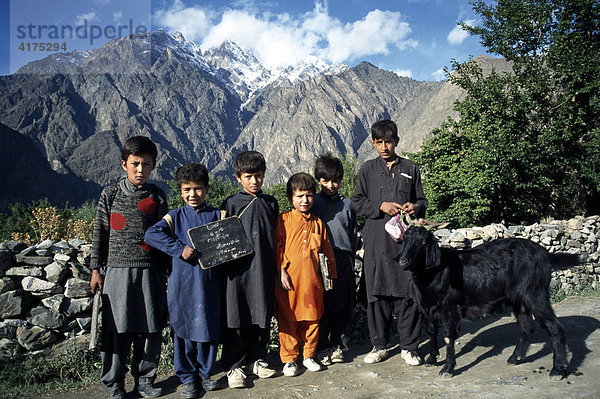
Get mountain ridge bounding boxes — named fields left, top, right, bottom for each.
left=0, top=30, right=506, bottom=210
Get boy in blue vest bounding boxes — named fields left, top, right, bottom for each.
left=90, top=136, right=167, bottom=399
left=145, top=163, right=222, bottom=399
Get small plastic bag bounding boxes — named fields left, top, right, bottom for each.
left=385, top=211, right=412, bottom=242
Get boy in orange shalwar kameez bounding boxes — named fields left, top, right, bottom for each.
left=275, top=172, right=337, bottom=377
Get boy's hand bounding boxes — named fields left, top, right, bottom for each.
left=181, top=245, right=197, bottom=262
left=280, top=268, right=294, bottom=291
left=90, top=270, right=103, bottom=294
left=380, top=201, right=404, bottom=216
left=402, top=202, right=419, bottom=217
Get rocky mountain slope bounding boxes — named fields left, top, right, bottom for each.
left=0, top=30, right=505, bottom=209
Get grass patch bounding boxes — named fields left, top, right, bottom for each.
left=0, top=348, right=101, bottom=399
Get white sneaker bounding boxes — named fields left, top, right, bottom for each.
left=283, top=361, right=299, bottom=377
left=401, top=349, right=422, bottom=366
left=363, top=347, right=388, bottom=364
left=227, top=367, right=246, bottom=388
left=252, top=359, right=276, bottom=378
left=330, top=347, right=345, bottom=363
left=302, top=358, right=323, bottom=372
left=317, top=349, right=333, bottom=366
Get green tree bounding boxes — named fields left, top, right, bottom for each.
left=413, top=0, right=600, bottom=226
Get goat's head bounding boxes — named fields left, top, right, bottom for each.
left=398, top=226, right=441, bottom=272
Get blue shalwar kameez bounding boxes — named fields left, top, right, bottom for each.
left=145, top=203, right=222, bottom=384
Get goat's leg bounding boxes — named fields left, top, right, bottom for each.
left=535, top=307, right=568, bottom=380
left=439, top=313, right=460, bottom=378
left=508, top=307, right=535, bottom=365
left=424, top=318, right=439, bottom=366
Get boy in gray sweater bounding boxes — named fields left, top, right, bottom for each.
left=90, top=136, right=168, bottom=399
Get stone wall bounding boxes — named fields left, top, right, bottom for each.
left=1, top=215, right=599, bottom=358
left=0, top=238, right=92, bottom=358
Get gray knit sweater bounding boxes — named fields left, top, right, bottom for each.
left=90, top=179, right=168, bottom=270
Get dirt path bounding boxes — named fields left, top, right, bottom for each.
left=48, top=296, right=600, bottom=399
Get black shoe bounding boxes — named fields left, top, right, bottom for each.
left=181, top=381, right=199, bottom=399
left=135, top=383, right=163, bottom=398
left=201, top=377, right=220, bottom=391
left=108, top=387, right=127, bottom=399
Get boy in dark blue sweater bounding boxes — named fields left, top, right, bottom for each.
left=311, top=154, right=358, bottom=365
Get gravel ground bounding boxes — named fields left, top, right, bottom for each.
left=46, top=296, right=600, bottom=399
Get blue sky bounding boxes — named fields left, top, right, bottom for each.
left=1, top=0, right=491, bottom=81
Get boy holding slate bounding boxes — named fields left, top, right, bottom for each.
left=220, top=151, right=279, bottom=389
left=144, top=163, right=222, bottom=399
left=275, top=172, right=337, bottom=377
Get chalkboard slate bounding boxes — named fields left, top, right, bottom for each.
left=187, top=217, right=254, bottom=269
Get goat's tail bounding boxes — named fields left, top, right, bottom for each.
left=550, top=252, right=582, bottom=270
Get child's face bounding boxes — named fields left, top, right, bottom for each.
left=237, top=171, right=264, bottom=195
left=292, top=189, right=315, bottom=214
left=319, top=178, right=340, bottom=197
left=180, top=181, right=209, bottom=209
left=121, top=154, right=155, bottom=186
left=371, top=137, right=398, bottom=161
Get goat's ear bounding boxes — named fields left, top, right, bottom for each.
left=425, top=240, right=441, bottom=269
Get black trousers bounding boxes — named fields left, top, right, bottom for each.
left=317, top=250, right=355, bottom=352
left=221, top=324, right=270, bottom=371
left=367, top=296, right=421, bottom=351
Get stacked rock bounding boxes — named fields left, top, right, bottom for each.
left=0, top=238, right=93, bottom=358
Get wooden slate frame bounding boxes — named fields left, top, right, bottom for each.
left=187, top=217, right=254, bottom=269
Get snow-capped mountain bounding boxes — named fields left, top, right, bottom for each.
left=15, top=29, right=345, bottom=103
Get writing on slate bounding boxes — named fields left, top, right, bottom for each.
left=187, top=217, right=253, bottom=269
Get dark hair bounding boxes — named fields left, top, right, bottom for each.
left=235, top=151, right=266, bottom=177
left=286, top=172, right=316, bottom=202
left=121, top=136, right=158, bottom=165
left=371, top=120, right=399, bottom=141
left=314, top=153, right=343, bottom=182
left=175, top=163, right=210, bottom=188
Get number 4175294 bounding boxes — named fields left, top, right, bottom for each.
left=18, top=42, right=68, bottom=52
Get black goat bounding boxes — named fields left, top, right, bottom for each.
left=398, top=226, right=569, bottom=380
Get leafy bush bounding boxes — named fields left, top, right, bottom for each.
left=0, top=199, right=95, bottom=244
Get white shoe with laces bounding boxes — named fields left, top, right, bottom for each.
left=227, top=367, right=246, bottom=388
left=252, top=359, right=277, bottom=378
left=363, top=347, right=388, bottom=364
left=302, top=357, right=324, bottom=372
left=283, top=361, right=299, bottom=377
left=401, top=349, right=422, bottom=366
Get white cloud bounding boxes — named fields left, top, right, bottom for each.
left=326, top=9, right=417, bottom=64
left=432, top=67, right=446, bottom=81
left=447, top=19, right=476, bottom=45
left=154, top=0, right=213, bottom=42
left=395, top=69, right=412, bottom=78
left=113, top=11, right=123, bottom=21
left=154, top=1, right=417, bottom=69
left=75, top=12, right=98, bottom=26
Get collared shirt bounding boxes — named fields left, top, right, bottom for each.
left=275, top=209, right=336, bottom=321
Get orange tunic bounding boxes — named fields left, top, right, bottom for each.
left=274, top=209, right=337, bottom=323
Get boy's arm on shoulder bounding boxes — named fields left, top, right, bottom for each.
left=154, top=186, right=169, bottom=218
